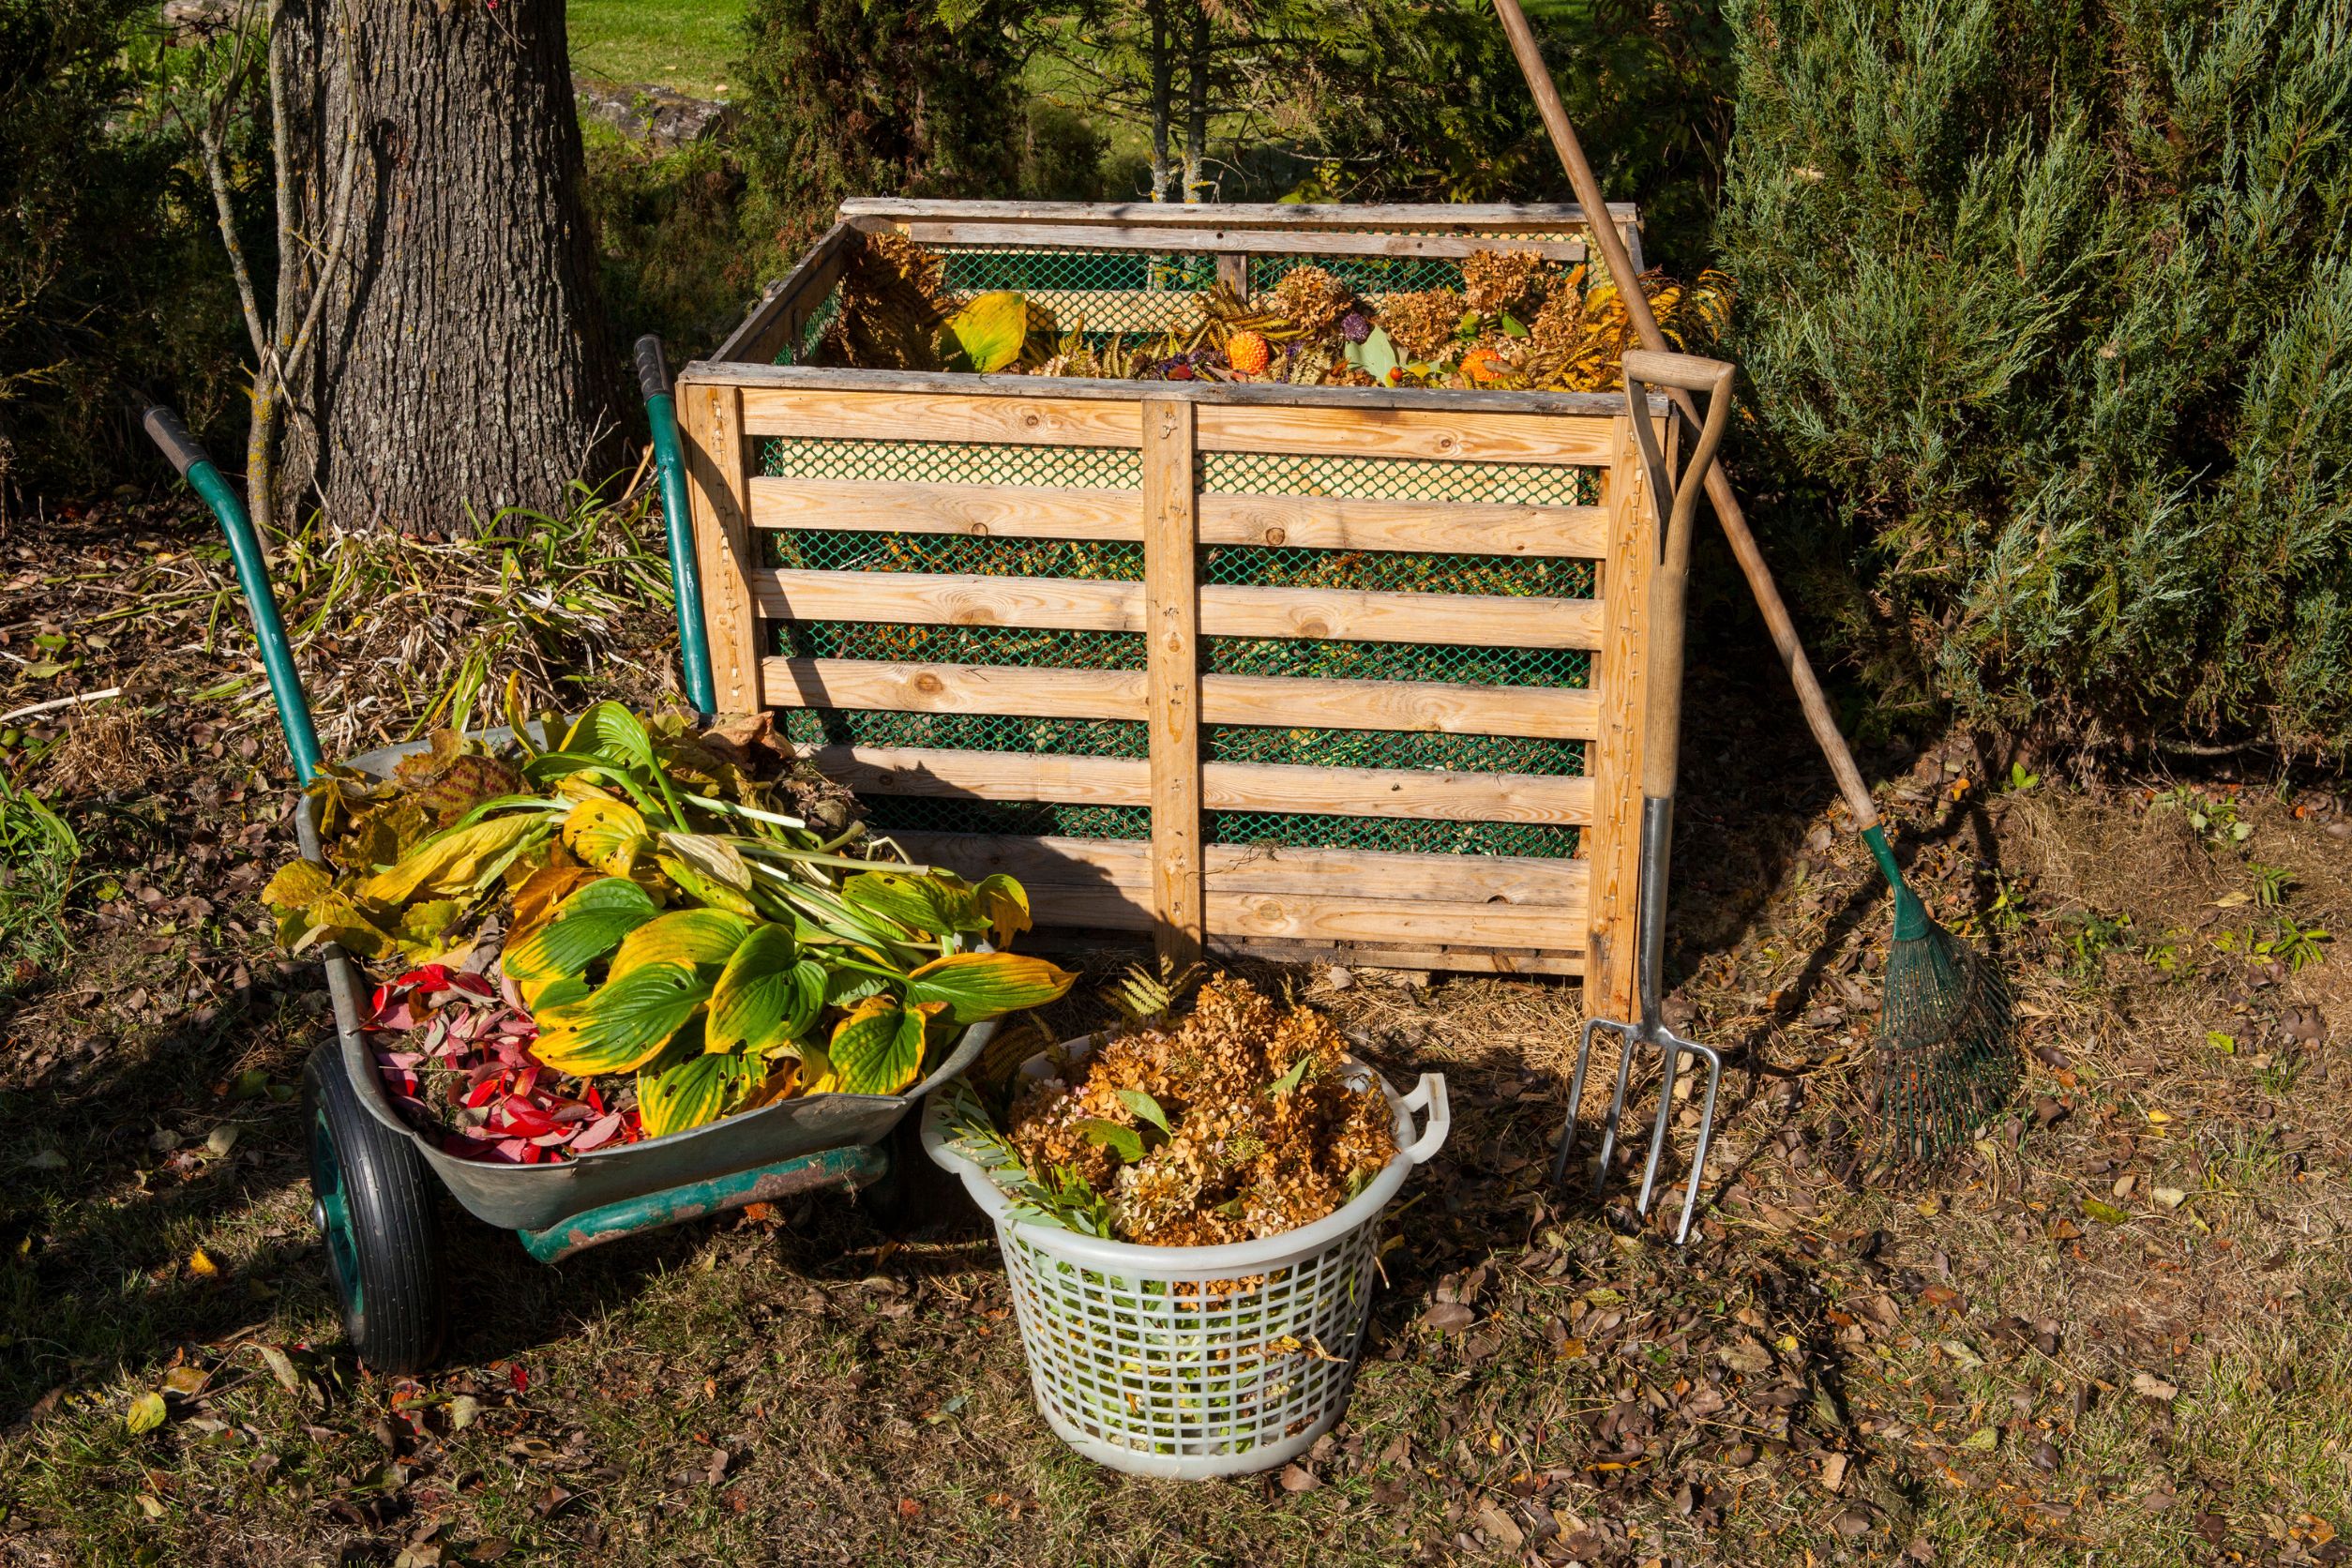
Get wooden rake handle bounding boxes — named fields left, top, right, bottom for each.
left=1491, top=0, right=1881, bottom=833
left=1622, top=351, right=1736, bottom=802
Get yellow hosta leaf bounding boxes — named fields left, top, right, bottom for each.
left=656, top=831, right=750, bottom=892
left=943, top=290, right=1028, bottom=372
left=507, top=862, right=603, bottom=952
left=973, top=873, right=1032, bottom=944
left=827, top=996, right=942, bottom=1096
left=637, top=1053, right=755, bottom=1138
left=356, top=812, right=543, bottom=904
left=503, top=876, right=660, bottom=1009
left=654, top=853, right=758, bottom=919
left=904, top=951, right=1077, bottom=1022
left=608, top=909, right=752, bottom=985
left=705, top=923, right=826, bottom=1055
left=564, top=796, right=652, bottom=878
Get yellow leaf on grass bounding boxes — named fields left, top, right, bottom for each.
left=126, top=1391, right=166, bottom=1434
left=188, top=1246, right=218, bottom=1278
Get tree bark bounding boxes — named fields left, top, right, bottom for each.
left=276, top=0, right=622, bottom=535
left=1146, top=0, right=1174, bottom=201
left=1182, top=0, right=1211, bottom=203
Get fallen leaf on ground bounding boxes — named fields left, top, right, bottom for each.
left=126, top=1392, right=166, bottom=1434
left=2153, top=1186, right=2187, bottom=1209
left=2132, top=1371, right=2179, bottom=1402
left=1421, top=1302, right=1476, bottom=1334
left=187, top=1247, right=218, bottom=1279
left=1279, top=1464, right=1320, bottom=1493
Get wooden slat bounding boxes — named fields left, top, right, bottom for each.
left=683, top=359, right=1662, bottom=421
left=881, top=222, right=1590, bottom=261
left=751, top=478, right=1138, bottom=539
left=1585, top=414, right=1664, bottom=1020
left=882, top=832, right=1589, bottom=908
left=739, top=388, right=1142, bottom=445
left=752, top=570, right=1604, bottom=651
left=714, top=220, right=853, bottom=367
left=762, top=660, right=1146, bottom=718
left=748, top=478, right=1608, bottom=558
left=677, top=378, right=761, bottom=713
left=1143, top=396, right=1204, bottom=965
left=1196, top=403, right=1615, bottom=465
left=808, top=746, right=1593, bottom=824
left=837, top=197, right=1642, bottom=233
left=1033, top=884, right=1591, bottom=951
left=763, top=660, right=1597, bottom=739
left=1213, top=941, right=1583, bottom=976
left=1199, top=674, right=1598, bottom=740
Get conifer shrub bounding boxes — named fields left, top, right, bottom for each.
left=1717, top=0, right=2352, bottom=758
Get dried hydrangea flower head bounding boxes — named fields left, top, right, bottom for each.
left=1005, top=975, right=1396, bottom=1248
left=1272, top=264, right=1355, bottom=338
left=1460, top=249, right=1557, bottom=320
left=1374, top=288, right=1465, bottom=362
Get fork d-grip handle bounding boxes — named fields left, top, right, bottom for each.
left=141, top=405, right=323, bottom=783
left=1622, top=352, right=1737, bottom=803
left=1493, top=0, right=1881, bottom=834
left=635, top=334, right=671, bottom=402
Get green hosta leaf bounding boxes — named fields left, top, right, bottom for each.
left=1500, top=312, right=1529, bottom=339
left=942, top=290, right=1028, bottom=372
left=638, top=1052, right=758, bottom=1139
left=656, top=830, right=750, bottom=891
left=1115, top=1088, right=1170, bottom=1137
left=608, top=908, right=752, bottom=984
left=902, top=951, right=1078, bottom=1023
left=826, top=996, right=942, bottom=1096
left=531, top=961, right=714, bottom=1075
left=356, top=811, right=545, bottom=905
left=563, top=700, right=658, bottom=772
left=824, top=966, right=896, bottom=1007
left=503, top=877, right=659, bottom=1006
left=705, top=923, right=827, bottom=1054
left=564, top=796, right=652, bottom=877
left=844, top=870, right=979, bottom=937
left=655, top=853, right=758, bottom=918
left=1077, top=1118, right=1145, bottom=1163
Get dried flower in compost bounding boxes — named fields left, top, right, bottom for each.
left=1271, top=265, right=1355, bottom=338
left=1460, top=249, right=1556, bottom=319
left=1375, top=288, right=1465, bottom=362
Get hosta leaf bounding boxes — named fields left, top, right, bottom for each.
left=972, top=873, right=1032, bottom=944
left=827, top=997, right=942, bottom=1096
left=503, top=876, right=660, bottom=1006
left=608, top=909, right=752, bottom=984
left=506, top=862, right=603, bottom=952
left=1077, top=1118, right=1145, bottom=1163
left=262, top=859, right=332, bottom=914
left=824, top=967, right=895, bottom=1007
left=706, top=924, right=826, bottom=1055
left=283, top=891, right=397, bottom=958
left=637, top=1052, right=756, bottom=1138
left=531, top=962, right=713, bottom=1076
left=357, top=811, right=545, bottom=905
left=656, top=831, right=750, bottom=891
left=563, top=701, right=658, bottom=771
left=844, top=870, right=979, bottom=937
left=942, top=290, right=1028, bottom=372
left=903, top=951, right=1078, bottom=1023
left=564, top=796, right=652, bottom=878
left=395, top=899, right=463, bottom=957
left=654, top=853, right=758, bottom=918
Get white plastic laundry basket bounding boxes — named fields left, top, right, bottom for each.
left=922, top=1036, right=1449, bottom=1479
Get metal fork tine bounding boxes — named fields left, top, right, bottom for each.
left=1634, top=1037, right=1682, bottom=1215
left=1591, top=1019, right=1642, bottom=1199
left=1669, top=1035, right=1724, bottom=1245
left=1550, top=1016, right=1611, bottom=1188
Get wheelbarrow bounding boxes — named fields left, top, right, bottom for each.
left=141, top=339, right=989, bottom=1374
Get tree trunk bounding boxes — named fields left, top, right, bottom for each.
left=1182, top=0, right=1212, bottom=203
left=1146, top=0, right=1175, bottom=201
left=276, top=0, right=621, bottom=535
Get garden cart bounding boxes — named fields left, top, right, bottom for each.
left=139, top=338, right=991, bottom=1375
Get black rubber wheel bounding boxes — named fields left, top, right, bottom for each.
left=862, top=1108, right=971, bottom=1233
left=301, top=1044, right=447, bottom=1373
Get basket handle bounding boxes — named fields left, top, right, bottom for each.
left=1398, top=1074, right=1451, bottom=1165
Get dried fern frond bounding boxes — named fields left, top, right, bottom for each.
left=1102, top=956, right=1208, bottom=1028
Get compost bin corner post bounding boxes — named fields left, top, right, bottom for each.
left=674, top=374, right=763, bottom=715
left=1142, top=392, right=1207, bottom=968
left=1589, top=407, right=1667, bottom=1020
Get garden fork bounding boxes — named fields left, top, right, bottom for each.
left=1550, top=350, right=1737, bottom=1245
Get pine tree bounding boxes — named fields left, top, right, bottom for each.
left=1718, top=0, right=2352, bottom=758
left=735, top=0, right=1035, bottom=256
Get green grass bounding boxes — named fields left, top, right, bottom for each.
left=0, top=775, right=78, bottom=990
left=568, top=0, right=747, bottom=98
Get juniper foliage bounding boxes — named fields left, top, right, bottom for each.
left=1718, top=0, right=2352, bottom=757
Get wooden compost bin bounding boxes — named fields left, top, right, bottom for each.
left=675, top=199, right=1670, bottom=1016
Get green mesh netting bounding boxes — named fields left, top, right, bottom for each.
left=1248, top=253, right=1467, bottom=296
left=763, top=438, right=1142, bottom=489
left=777, top=710, right=1585, bottom=776
left=1199, top=450, right=1599, bottom=507
left=763, top=530, right=1594, bottom=598
left=858, top=794, right=1582, bottom=859
left=773, top=622, right=1589, bottom=687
